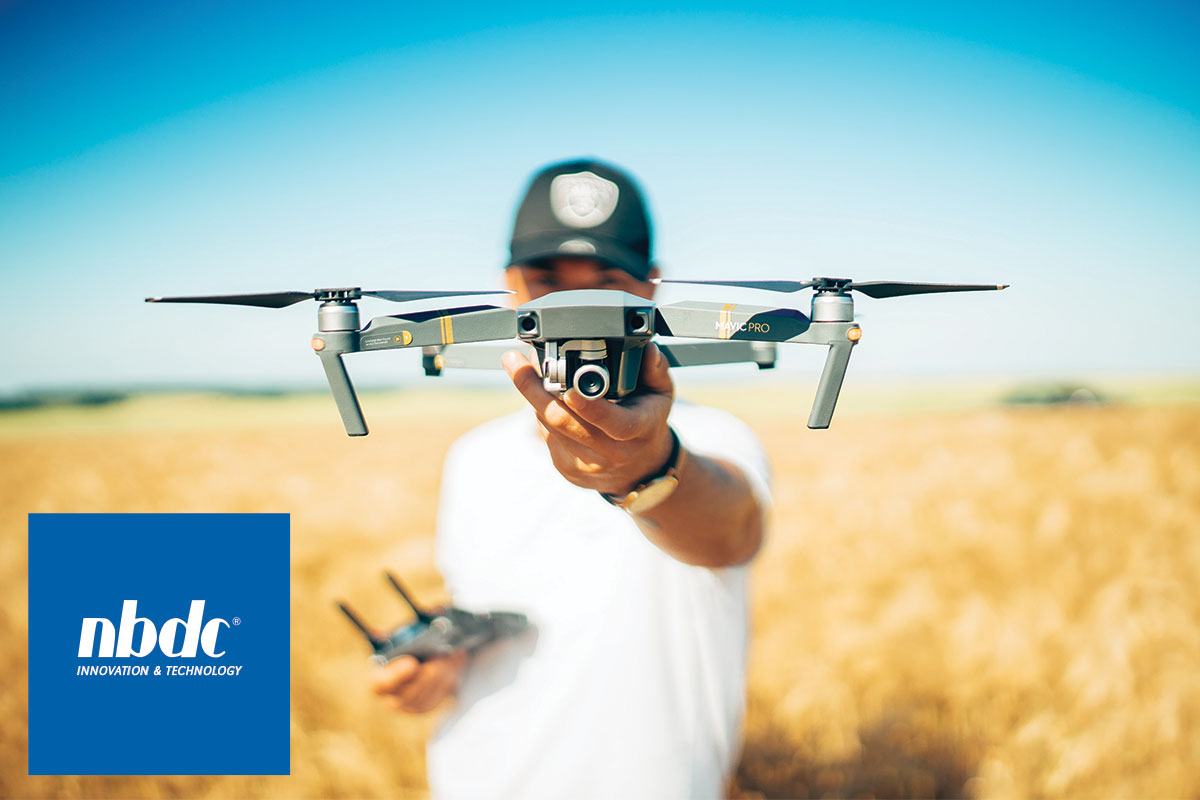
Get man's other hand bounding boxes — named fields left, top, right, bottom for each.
left=501, top=342, right=675, bottom=496
left=371, top=651, right=468, bottom=714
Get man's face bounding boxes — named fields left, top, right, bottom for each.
left=504, top=258, right=660, bottom=306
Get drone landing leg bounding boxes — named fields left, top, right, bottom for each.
left=808, top=340, right=854, bottom=429
left=318, top=350, right=368, bottom=436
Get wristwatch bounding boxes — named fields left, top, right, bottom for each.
left=600, top=428, right=684, bottom=515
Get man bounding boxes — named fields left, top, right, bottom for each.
left=371, top=159, right=771, bottom=798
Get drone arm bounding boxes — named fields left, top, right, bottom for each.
left=423, top=341, right=777, bottom=371
left=658, top=340, right=777, bottom=369
left=359, top=305, right=516, bottom=352
left=422, top=342, right=532, bottom=373
left=654, top=301, right=811, bottom=341
left=656, top=300, right=863, bottom=428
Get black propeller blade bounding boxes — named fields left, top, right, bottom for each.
left=145, top=288, right=511, bottom=308
left=654, top=277, right=1007, bottom=298
left=145, top=291, right=317, bottom=308
left=654, top=278, right=816, bottom=293
left=849, top=281, right=1009, bottom=299
left=362, top=289, right=512, bottom=303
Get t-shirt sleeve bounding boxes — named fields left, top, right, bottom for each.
left=671, top=402, right=773, bottom=512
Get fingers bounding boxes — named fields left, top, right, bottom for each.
left=396, top=659, right=455, bottom=712
left=505, top=346, right=674, bottom=492
left=504, top=350, right=610, bottom=448
left=503, top=350, right=557, bottom=418
left=537, top=415, right=614, bottom=482
left=372, top=652, right=467, bottom=714
left=371, top=655, right=419, bottom=697
left=562, top=345, right=673, bottom=441
left=563, top=389, right=642, bottom=440
left=639, top=342, right=675, bottom=396
left=408, top=651, right=468, bottom=712
left=542, top=422, right=606, bottom=465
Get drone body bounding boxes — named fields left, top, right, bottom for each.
left=146, top=276, right=1006, bottom=436
left=306, top=285, right=863, bottom=434
left=338, top=572, right=529, bottom=664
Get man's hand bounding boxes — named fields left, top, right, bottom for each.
left=502, top=340, right=765, bottom=568
left=371, top=651, right=468, bottom=714
left=501, top=343, right=676, bottom=496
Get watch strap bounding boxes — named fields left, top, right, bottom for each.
left=600, top=427, right=682, bottom=510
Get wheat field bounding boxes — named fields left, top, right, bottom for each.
left=2, top=385, right=1198, bottom=799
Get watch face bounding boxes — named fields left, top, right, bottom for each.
left=626, top=475, right=680, bottom=514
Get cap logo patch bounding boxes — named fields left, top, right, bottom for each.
left=550, top=170, right=619, bottom=228
left=558, top=239, right=597, bottom=254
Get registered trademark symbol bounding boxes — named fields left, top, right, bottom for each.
left=232, top=617, right=242, bottom=626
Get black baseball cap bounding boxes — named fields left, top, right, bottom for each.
left=507, top=159, right=654, bottom=280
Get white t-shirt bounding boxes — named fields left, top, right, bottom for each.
left=427, top=400, right=771, bottom=800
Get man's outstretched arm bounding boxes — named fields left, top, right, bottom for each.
left=502, top=343, right=764, bottom=569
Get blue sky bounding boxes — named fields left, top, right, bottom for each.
left=1, top=1, right=1197, bottom=392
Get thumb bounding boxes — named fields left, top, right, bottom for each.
left=372, top=655, right=419, bottom=694
left=639, top=342, right=674, bottom=396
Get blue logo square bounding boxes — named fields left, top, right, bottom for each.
left=28, top=513, right=291, bottom=775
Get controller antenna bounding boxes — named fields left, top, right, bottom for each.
left=385, top=572, right=435, bottom=624
left=336, top=601, right=387, bottom=651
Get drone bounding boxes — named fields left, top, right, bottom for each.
left=146, top=276, right=1006, bottom=435
left=337, top=571, right=530, bottom=664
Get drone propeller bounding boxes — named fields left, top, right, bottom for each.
left=654, top=278, right=817, bottom=293
left=145, top=291, right=318, bottom=308
left=848, top=281, right=1009, bottom=298
left=655, top=277, right=1007, bottom=298
left=145, top=288, right=512, bottom=308
left=363, top=289, right=513, bottom=303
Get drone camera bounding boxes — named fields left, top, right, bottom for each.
left=625, top=309, right=650, bottom=335
left=573, top=363, right=610, bottom=399
left=517, top=311, right=540, bottom=339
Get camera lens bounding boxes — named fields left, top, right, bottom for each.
left=573, top=364, right=609, bottom=398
